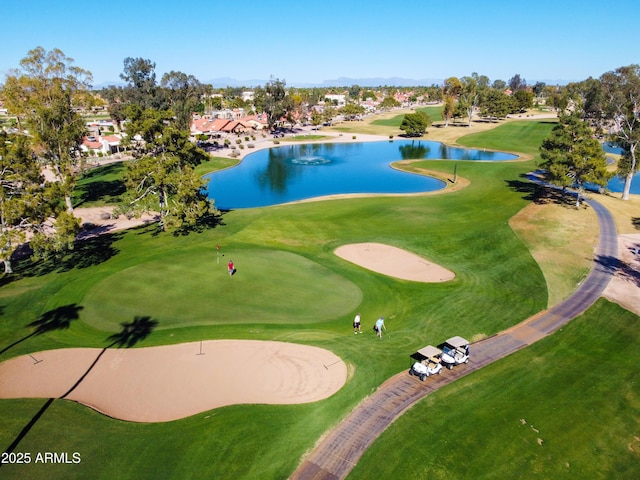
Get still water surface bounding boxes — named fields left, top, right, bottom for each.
left=205, top=140, right=519, bottom=209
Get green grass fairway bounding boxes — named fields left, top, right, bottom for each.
left=457, top=117, right=558, bottom=156
left=349, top=299, right=640, bottom=480
left=371, top=106, right=444, bottom=127
left=73, top=162, right=126, bottom=207
left=1, top=118, right=637, bottom=480
left=81, top=249, right=362, bottom=331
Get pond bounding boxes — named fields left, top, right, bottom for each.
left=607, top=174, right=640, bottom=194
left=603, top=142, right=640, bottom=194
left=205, top=140, right=519, bottom=209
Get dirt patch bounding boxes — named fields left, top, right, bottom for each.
left=0, top=340, right=347, bottom=422
left=603, top=234, right=640, bottom=316
left=592, top=193, right=640, bottom=233
left=334, top=242, right=455, bottom=282
left=510, top=201, right=598, bottom=307
left=509, top=195, right=640, bottom=315
left=75, top=206, right=158, bottom=239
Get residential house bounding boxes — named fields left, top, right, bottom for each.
left=393, top=91, right=412, bottom=106
left=190, top=116, right=253, bottom=139
left=324, top=94, right=346, bottom=107
left=239, top=113, right=268, bottom=130
left=81, top=134, right=122, bottom=156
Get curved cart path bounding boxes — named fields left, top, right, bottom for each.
left=290, top=197, right=618, bottom=480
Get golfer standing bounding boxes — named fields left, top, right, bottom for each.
left=353, top=313, right=362, bottom=334
left=228, top=260, right=234, bottom=277
left=375, top=317, right=386, bottom=339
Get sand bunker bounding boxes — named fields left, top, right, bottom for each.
left=334, top=242, right=455, bottom=282
left=0, top=340, right=347, bottom=422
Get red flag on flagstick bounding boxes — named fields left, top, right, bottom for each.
left=217, top=244, right=220, bottom=251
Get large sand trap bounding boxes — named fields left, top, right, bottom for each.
left=0, top=340, right=347, bottom=422
left=334, top=242, right=455, bottom=282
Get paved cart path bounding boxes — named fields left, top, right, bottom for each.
left=290, top=197, right=618, bottom=480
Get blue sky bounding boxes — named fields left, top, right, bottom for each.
left=2, top=0, right=639, bottom=87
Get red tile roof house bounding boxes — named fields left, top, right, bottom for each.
left=219, top=120, right=247, bottom=134
left=190, top=116, right=244, bottom=138
left=239, top=113, right=268, bottom=130
left=393, top=91, right=412, bottom=106
left=81, top=135, right=122, bottom=156
left=190, top=114, right=269, bottom=140
left=190, top=116, right=223, bottom=138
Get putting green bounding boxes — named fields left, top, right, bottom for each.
left=80, top=249, right=362, bottom=331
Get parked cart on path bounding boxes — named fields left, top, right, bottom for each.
left=439, top=336, right=470, bottom=369
left=409, top=345, right=443, bottom=381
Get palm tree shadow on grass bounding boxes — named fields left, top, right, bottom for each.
left=61, top=316, right=159, bottom=399
left=106, top=315, right=159, bottom=348
left=1, top=304, right=84, bottom=458
left=1, top=398, right=55, bottom=460
left=0, top=304, right=83, bottom=356
left=2, top=315, right=158, bottom=459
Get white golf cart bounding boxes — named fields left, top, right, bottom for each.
left=439, top=336, right=470, bottom=369
left=409, top=345, right=443, bottom=381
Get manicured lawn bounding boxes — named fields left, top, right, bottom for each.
left=350, top=299, right=640, bottom=480
left=371, top=106, right=444, bottom=127
left=73, top=162, right=127, bottom=207
left=280, top=134, right=330, bottom=141
left=1, top=118, right=637, bottom=479
left=80, top=249, right=363, bottom=331
left=457, top=118, right=558, bottom=158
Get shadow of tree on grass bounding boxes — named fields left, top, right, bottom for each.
left=106, top=315, right=159, bottom=348
left=2, top=314, right=159, bottom=458
left=506, top=174, right=588, bottom=208
left=28, top=304, right=84, bottom=334
left=0, top=304, right=83, bottom=356
left=1, top=398, right=55, bottom=461
left=10, top=232, right=122, bottom=279
left=172, top=212, right=226, bottom=236
left=1, top=304, right=84, bottom=458
left=73, top=163, right=127, bottom=207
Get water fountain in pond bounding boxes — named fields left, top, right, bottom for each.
left=290, top=155, right=331, bottom=165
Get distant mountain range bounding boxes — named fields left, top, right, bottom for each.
left=93, top=76, right=571, bottom=90
left=93, top=77, right=443, bottom=89
left=205, top=76, right=446, bottom=88
left=199, top=76, right=570, bottom=88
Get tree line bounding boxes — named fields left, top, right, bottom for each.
left=533, top=66, right=640, bottom=206
left=399, top=69, right=639, bottom=208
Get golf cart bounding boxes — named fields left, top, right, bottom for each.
left=409, top=345, right=443, bottom=381
left=439, top=336, right=470, bottom=369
